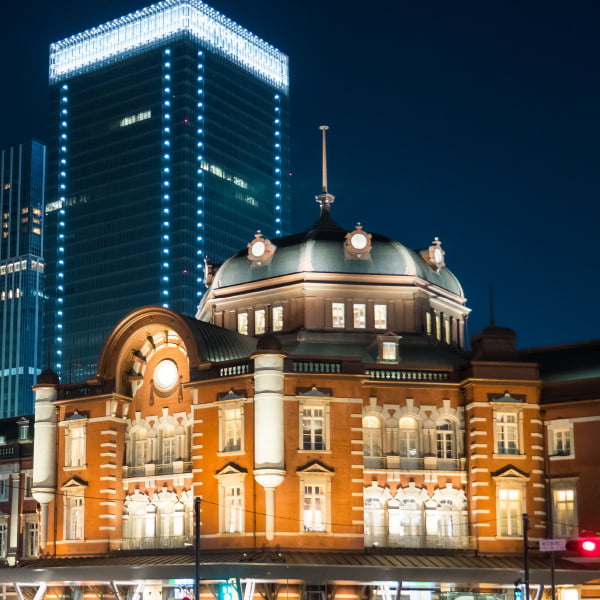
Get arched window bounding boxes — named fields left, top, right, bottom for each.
left=399, top=416, right=419, bottom=457
left=427, top=487, right=468, bottom=549
left=364, top=496, right=386, bottom=546
left=363, top=415, right=383, bottom=457
left=436, top=419, right=455, bottom=459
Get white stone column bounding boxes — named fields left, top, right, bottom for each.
left=32, top=383, right=58, bottom=550
left=253, top=346, right=286, bottom=541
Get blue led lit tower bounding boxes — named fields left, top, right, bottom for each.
left=44, top=0, right=290, bottom=381
left=0, top=141, right=46, bottom=417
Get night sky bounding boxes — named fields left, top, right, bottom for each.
left=2, top=0, right=599, bottom=349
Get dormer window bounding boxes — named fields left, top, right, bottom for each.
left=378, top=334, right=400, bottom=363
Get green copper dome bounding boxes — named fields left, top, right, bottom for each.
left=209, top=213, right=464, bottom=298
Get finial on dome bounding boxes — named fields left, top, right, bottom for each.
left=315, top=125, right=335, bottom=216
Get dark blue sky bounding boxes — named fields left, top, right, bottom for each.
left=2, top=0, right=599, bottom=349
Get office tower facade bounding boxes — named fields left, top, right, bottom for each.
left=44, top=0, right=290, bottom=381
left=0, top=141, right=46, bottom=417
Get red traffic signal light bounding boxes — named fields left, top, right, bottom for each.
left=565, top=538, right=600, bottom=556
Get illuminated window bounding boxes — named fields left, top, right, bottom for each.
left=436, top=419, right=455, bottom=458
left=382, top=341, right=397, bottom=361
left=444, top=319, right=451, bottom=343
left=549, top=420, right=573, bottom=457
left=237, top=312, right=248, bottom=335
left=3, top=184, right=9, bottom=190
left=254, top=309, right=266, bottom=335
left=23, top=516, right=38, bottom=558
left=64, top=492, right=85, bottom=540
left=426, top=312, right=432, bottom=335
left=363, top=415, right=383, bottom=457
left=497, top=488, right=523, bottom=537
left=216, top=467, right=246, bottom=534
left=374, top=304, right=387, bottom=329
left=0, top=478, right=8, bottom=501
left=272, top=306, right=283, bottom=331
left=435, top=313, right=441, bottom=340
left=353, top=304, right=366, bottom=328
left=332, top=303, right=345, bottom=328
left=0, top=519, right=6, bottom=558
left=220, top=406, right=243, bottom=453
left=551, top=482, right=577, bottom=538
left=495, top=412, right=519, bottom=455
left=303, top=484, right=325, bottom=531
left=399, top=417, right=419, bottom=457
left=298, top=464, right=333, bottom=533
left=302, top=406, right=325, bottom=450
left=65, top=423, right=86, bottom=467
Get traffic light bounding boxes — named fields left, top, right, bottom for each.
left=514, top=579, right=523, bottom=600
left=218, top=584, right=237, bottom=600
left=565, top=538, right=600, bottom=556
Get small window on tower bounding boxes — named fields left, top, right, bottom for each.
left=374, top=304, right=387, bottom=329
left=353, top=304, right=366, bottom=328
left=237, top=312, right=248, bottom=335
left=272, top=306, right=283, bottom=332
left=332, top=303, right=345, bottom=328
left=254, top=309, right=266, bottom=335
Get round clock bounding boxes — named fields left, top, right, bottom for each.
left=154, top=359, right=178, bottom=390
left=251, top=241, right=266, bottom=257
left=350, top=233, right=368, bottom=250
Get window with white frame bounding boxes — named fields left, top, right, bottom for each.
left=303, top=483, right=326, bottom=531
left=65, top=423, right=86, bottom=467
left=237, top=312, right=248, bottom=335
left=0, top=519, right=6, bottom=558
left=353, top=303, right=366, bottom=328
left=64, top=492, right=85, bottom=540
left=399, top=416, right=419, bottom=457
left=220, top=405, right=243, bottom=453
left=497, top=487, right=523, bottom=537
left=549, top=421, right=573, bottom=457
left=363, top=415, right=383, bottom=457
left=551, top=482, right=578, bottom=538
left=332, top=302, right=345, bottom=328
left=272, top=306, right=283, bottom=332
left=436, top=419, right=455, bottom=459
left=495, top=411, right=520, bottom=455
left=0, top=477, right=8, bottom=501
left=22, top=516, right=39, bottom=558
left=374, top=304, right=387, bottom=329
left=254, top=309, right=266, bottom=335
left=381, top=340, right=398, bottom=361
left=133, top=428, right=148, bottom=466
left=216, top=468, right=246, bottom=534
left=160, top=425, right=175, bottom=464
left=389, top=496, right=423, bottom=541
left=302, top=406, right=325, bottom=451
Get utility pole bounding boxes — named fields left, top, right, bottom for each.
left=195, top=497, right=201, bottom=600
left=523, top=513, right=530, bottom=600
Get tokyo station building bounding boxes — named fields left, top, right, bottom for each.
left=1, top=155, right=600, bottom=600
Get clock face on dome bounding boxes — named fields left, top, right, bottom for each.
left=350, top=233, right=368, bottom=250
left=251, top=240, right=266, bottom=257
left=154, top=359, right=178, bottom=390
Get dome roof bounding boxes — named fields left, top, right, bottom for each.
left=209, top=214, right=464, bottom=297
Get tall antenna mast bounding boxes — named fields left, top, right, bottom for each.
left=315, top=125, right=335, bottom=215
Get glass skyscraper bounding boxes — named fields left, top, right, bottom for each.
left=0, top=141, right=46, bottom=417
left=44, top=0, right=290, bottom=381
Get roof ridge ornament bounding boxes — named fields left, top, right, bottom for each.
left=315, top=125, right=335, bottom=216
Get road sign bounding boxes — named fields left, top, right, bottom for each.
left=539, top=538, right=566, bottom=552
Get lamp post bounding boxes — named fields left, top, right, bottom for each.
left=195, top=497, right=201, bottom=600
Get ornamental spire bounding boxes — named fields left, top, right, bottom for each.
left=315, top=125, right=335, bottom=216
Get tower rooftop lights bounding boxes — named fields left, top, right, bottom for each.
left=49, top=0, right=289, bottom=89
